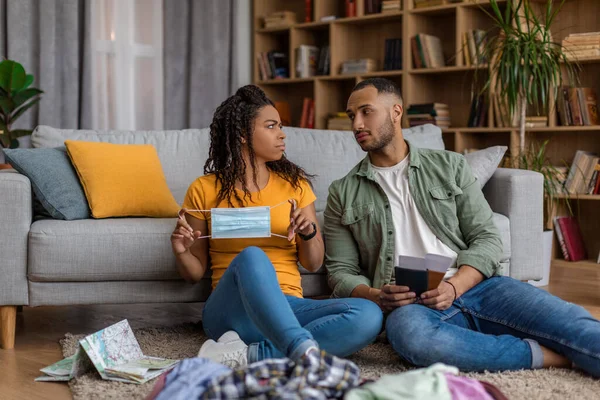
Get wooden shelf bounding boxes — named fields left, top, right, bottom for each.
left=553, top=194, right=600, bottom=200
left=360, top=70, right=404, bottom=77
left=256, top=26, right=291, bottom=33
left=295, top=21, right=331, bottom=30
left=258, top=77, right=316, bottom=85
left=526, top=126, right=600, bottom=132
left=335, top=11, right=404, bottom=25
left=410, top=65, right=484, bottom=74
left=411, top=3, right=460, bottom=15
left=443, top=127, right=514, bottom=133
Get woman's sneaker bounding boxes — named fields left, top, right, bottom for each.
left=198, top=331, right=248, bottom=368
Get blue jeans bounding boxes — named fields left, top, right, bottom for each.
left=202, top=246, right=383, bottom=362
left=386, top=276, right=600, bottom=377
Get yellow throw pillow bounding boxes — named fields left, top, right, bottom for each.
left=65, top=140, right=180, bottom=218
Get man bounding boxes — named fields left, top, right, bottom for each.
left=323, top=77, right=600, bottom=377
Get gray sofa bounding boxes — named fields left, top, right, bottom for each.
left=0, top=124, right=544, bottom=349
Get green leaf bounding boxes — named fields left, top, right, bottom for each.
left=9, top=138, right=19, bottom=149
left=0, top=60, right=27, bottom=92
left=13, top=88, right=43, bottom=108
left=0, top=97, right=14, bottom=115
left=8, top=97, right=40, bottom=124
left=22, top=74, right=34, bottom=90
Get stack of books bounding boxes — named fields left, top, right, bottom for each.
left=411, top=34, right=446, bottom=69
left=382, top=0, right=402, bottom=12
left=557, top=87, right=599, bottom=126
left=406, top=103, right=450, bottom=128
left=564, top=150, right=600, bottom=195
left=263, top=11, right=296, bottom=29
left=562, top=32, right=600, bottom=61
left=524, top=116, right=548, bottom=128
left=384, top=39, right=403, bottom=70
left=296, top=45, right=330, bottom=77
left=341, top=58, right=377, bottom=74
left=257, top=51, right=289, bottom=80
left=462, top=29, right=487, bottom=66
left=327, top=113, right=352, bottom=131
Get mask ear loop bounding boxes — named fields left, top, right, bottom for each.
left=269, top=199, right=296, bottom=239
left=181, top=209, right=212, bottom=239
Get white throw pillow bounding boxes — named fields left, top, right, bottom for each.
left=464, top=146, right=508, bottom=188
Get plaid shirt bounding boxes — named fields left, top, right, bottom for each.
left=201, top=350, right=360, bottom=399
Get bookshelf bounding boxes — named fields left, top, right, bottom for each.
left=253, top=0, right=600, bottom=269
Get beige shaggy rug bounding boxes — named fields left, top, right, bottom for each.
left=59, top=323, right=600, bottom=400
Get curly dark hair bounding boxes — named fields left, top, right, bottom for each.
left=204, top=85, right=314, bottom=207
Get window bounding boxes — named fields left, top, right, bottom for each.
left=90, top=0, right=163, bottom=130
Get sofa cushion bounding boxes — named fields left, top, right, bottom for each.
left=3, top=147, right=90, bottom=220
left=28, top=218, right=181, bottom=282
left=464, top=146, right=508, bottom=188
left=65, top=140, right=180, bottom=218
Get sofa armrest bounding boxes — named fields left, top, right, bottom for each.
left=0, top=170, right=31, bottom=305
left=482, top=168, right=544, bottom=281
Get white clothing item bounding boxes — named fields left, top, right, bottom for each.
left=371, top=155, right=458, bottom=280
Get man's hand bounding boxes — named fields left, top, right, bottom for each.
left=420, top=281, right=456, bottom=311
left=379, top=284, right=417, bottom=312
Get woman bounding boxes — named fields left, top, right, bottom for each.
left=171, top=85, right=382, bottom=368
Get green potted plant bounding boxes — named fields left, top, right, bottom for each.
left=519, top=139, right=572, bottom=286
left=478, top=0, right=579, bottom=152
left=0, top=59, right=44, bottom=168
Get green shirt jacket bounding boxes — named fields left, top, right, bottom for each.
left=323, top=140, right=504, bottom=298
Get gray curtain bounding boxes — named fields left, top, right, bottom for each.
left=164, top=0, right=241, bottom=129
left=0, top=0, right=92, bottom=131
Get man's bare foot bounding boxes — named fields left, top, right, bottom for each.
left=541, top=345, right=572, bottom=369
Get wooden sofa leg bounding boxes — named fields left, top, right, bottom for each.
left=0, top=306, right=16, bottom=349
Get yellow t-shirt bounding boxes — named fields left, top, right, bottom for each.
left=182, top=172, right=316, bottom=298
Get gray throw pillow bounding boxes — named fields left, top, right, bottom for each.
left=464, top=146, right=508, bottom=188
left=4, top=147, right=90, bottom=220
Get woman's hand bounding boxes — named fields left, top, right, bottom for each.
left=287, top=199, right=316, bottom=241
left=171, top=209, right=203, bottom=255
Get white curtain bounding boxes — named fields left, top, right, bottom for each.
left=90, top=0, right=163, bottom=130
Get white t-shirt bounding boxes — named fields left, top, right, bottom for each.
left=371, top=154, right=458, bottom=279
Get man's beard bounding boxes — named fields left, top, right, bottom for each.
left=362, top=116, right=395, bottom=152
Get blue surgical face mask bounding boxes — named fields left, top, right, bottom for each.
left=185, top=201, right=291, bottom=240
left=211, top=206, right=271, bottom=239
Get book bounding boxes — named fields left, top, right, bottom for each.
left=580, top=88, right=599, bottom=125
left=305, top=0, right=312, bottom=22
left=554, top=216, right=570, bottom=261
left=36, top=320, right=178, bottom=384
left=555, top=216, right=588, bottom=262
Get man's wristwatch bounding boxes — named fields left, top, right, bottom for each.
left=298, top=222, right=317, bottom=241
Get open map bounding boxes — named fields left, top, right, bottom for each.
left=36, top=320, right=178, bottom=384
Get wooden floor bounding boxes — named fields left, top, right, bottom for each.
left=0, top=263, right=599, bottom=400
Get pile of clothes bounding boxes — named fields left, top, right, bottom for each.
left=146, top=351, right=507, bottom=400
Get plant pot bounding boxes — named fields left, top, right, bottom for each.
left=529, top=230, right=553, bottom=287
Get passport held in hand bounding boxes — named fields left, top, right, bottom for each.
left=395, top=254, right=454, bottom=297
